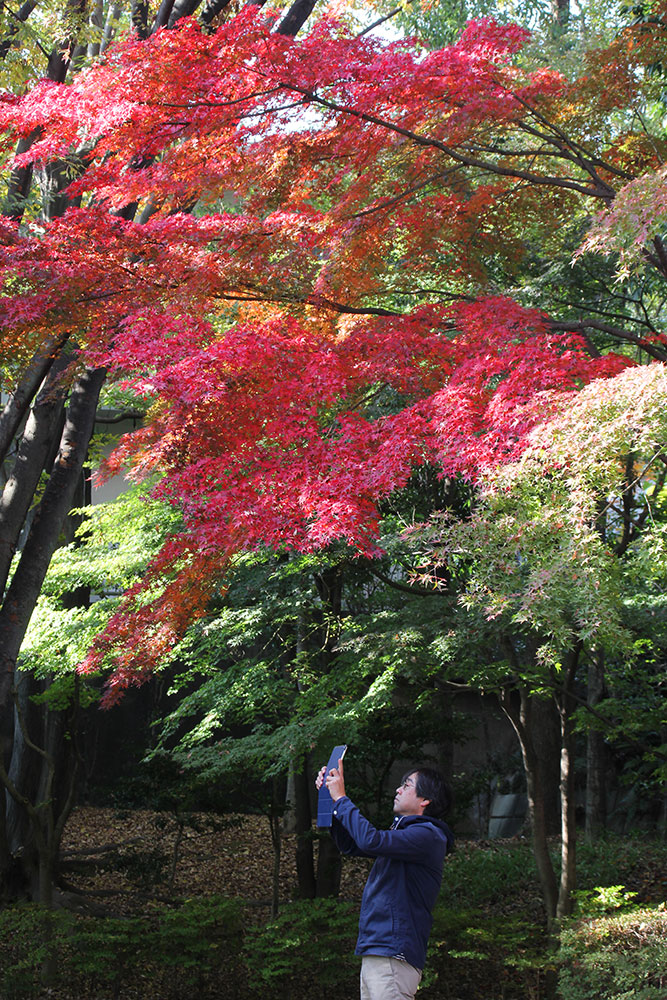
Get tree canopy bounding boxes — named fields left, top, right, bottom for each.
left=5, top=4, right=666, bottom=700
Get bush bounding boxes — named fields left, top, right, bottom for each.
left=0, top=904, right=73, bottom=998
left=575, top=834, right=667, bottom=902
left=558, top=905, right=667, bottom=1000
left=244, top=898, right=359, bottom=997
left=148, top=895, right=244, bottom=993
left=421, top=902, right=550, bottom=1000
left=0, top=896, right=244, bottom=1000
left=440, top=840, right=542, bottom=914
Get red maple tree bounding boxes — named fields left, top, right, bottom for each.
left=2, top=6, right=664, bottom=698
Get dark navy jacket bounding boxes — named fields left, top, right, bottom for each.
left=330, top=796, right=454, bottom=972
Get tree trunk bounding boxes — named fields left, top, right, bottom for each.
left=292, top=761, right=316, bottom=899
left=269, top=777, right=282, bottom=917
left=0, top=334, right=70, bottom=464
left=0, top=366, right=104, bottom=747
left=3, top=130, right=39, bottom=219
left=556, top=646, right=580, bottom=920
left=532, top=697, right=562, bottom=837
left=500, top=686, right=559, bottom=922
left=585, top=652, right=607, bottom=840
left=551, top=0, right=569, bottom=31
left=0, top=365, right=98, bottom=895
left=0, top=349, right=72, bottom=597
left=6, top=670, right=43, bottom=896
left=3, top=665, right=80, bottom=904
left=316, top=834, right=342, bottom=898
left=557, top=712, right=576, bottom=919
left=168, top=0, right=203, bottom=28
left=277, top=0, right=318, bottom=35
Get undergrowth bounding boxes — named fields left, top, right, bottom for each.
left=0, top=833, right=664, bottom=1000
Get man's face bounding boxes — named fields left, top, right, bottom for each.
left=393, top=772, right=430, bottom=816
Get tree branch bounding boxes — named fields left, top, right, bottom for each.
left=283, top=85, right=619, bottom=201
left=547, top=318, right=667, bottom=361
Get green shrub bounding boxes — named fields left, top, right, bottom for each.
left=421, top=902, right=550, bottom=1000
left=244, top=898, right=358, bottom=997
left=0, top=896, right=244, bottom=1000
left=575, top=834, right=667, bottom=900
left=0, top=904, right=74, bottom=998
left=571, top=884, right=638, bottom=916
left=558, top=905, right=667, bottom=1000
left=66, top=913, right=147, bottom=996
left=440, top=841, right=541, bottom=912
left=148, top=895, right=244, bottom=993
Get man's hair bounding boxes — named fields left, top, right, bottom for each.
left=403, top=766, right=452, bottom=819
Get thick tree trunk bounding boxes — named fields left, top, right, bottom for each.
left=132, top=0, right=150, bottom=38
left=87, top=0, right=104, bottom=58
left=532, top=697, right=562, bottom=837
left=557, top=713, right=576, bottom=919
left=0, top=366, right=105, bottom=718
left=313, top=565, right=343, bottom=671
left=268, top=777, right=282, bottom=917
left=0, top=795, right=10, bottom=900
left=199, top=0, right=232, bottom=26
left=0, top=348, right=88, bottom=900
left=154, top=0, right=177, bottom=30
left=6, top=669, right=43, bottom=895
left=551, top=0, right=569, bottom=29
left=7, top=674, right=79, bottom=900
left=277, top=0, right=318, bottom=35
left=0, top=334, right=69, bottom=465
left=3, top=131, right=38, bottom=219
left=0, top=349, right=72, bottom=597
left=168, top=0, right=203, bottom=28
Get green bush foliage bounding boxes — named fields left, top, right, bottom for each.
left=0, top=896, right=244, bottom=1000
left=0, top=905, right=73, bottom=998
left=244, top=898, right=359, bottom=996
left=440, top=841, right=541, bottom=910
left=575, top=834, right=667, bottom=896
left=1, top=836, right=664, bottom=999
left=421, top=902, right=550, bottom=999
left=558, top=906, right=667, bottom=1000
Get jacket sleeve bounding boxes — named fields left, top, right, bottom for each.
left=331, top=796, right=446, bottom=863
left=329, top=813, right=371, bottom=857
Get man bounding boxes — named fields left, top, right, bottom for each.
left=316, top=758, right=453, bottom=1000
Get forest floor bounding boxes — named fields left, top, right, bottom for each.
left=59, top=805, right=372, bottom=914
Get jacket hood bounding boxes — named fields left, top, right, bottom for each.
left=393, top=812, right=455, bottom=851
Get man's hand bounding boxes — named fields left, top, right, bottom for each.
left=315, top=765, right=326, bottom=791
left=325, top=757, right=346, bottom=802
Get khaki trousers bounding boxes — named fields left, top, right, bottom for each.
left=360, top=956, right=422, bottom=1000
